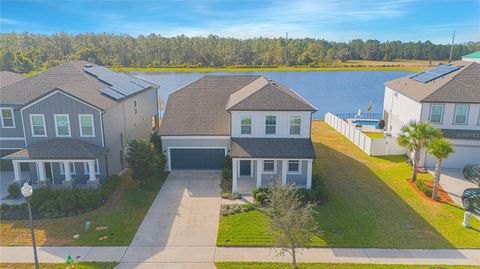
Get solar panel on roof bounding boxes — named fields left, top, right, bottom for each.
left=84, top=66, right=152, bottom=100
left=411, top=64, right=460, bottom=83
left=100, top=87, right=126, bottom=100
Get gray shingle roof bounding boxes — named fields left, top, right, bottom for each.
left=159, top=75, right=316, bottom=136
left=231, top=138, right=316, bottom=159
left=3, top=139, right=107, bottom=160
left=0, top=61, right=155, bottom=110
left=385, top=61, right=480, bottom=103
left=0, top=71, right=25, bottom=87
left=159, top=75, right=261, bottom=136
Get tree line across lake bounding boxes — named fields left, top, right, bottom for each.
left=1, top=33, right=479, bottom=74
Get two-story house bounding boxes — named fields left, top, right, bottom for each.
left=383, top=60, right=480, bottom=169
left=0, top=61, right=158, bottom=187
left=159, top=75, right=317, bottom=194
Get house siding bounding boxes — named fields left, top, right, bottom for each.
left=0, top=104, right=25, bottom=138
left=103, top=88, right=158, bottom=176
left=22, top=92, right=103, bottom=147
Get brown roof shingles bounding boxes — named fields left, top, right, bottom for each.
left=0, top=71, right=25, bottom=87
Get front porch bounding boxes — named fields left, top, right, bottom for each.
left=2, top=138, right=107, bottom=188
left=232, top=158, right=313, bottom=194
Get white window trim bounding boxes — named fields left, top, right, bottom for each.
left=265, top=115, right=276, bottom=135
left=287, top=160, right=302, bottom=175
left=453, top=104, right=469, bottom=125
left=240, top=115, right=252, bottom=135
left=429, top=104, right=444, bottom=124
left=60, top=162, right=77, bottom=175
left=30, top=114, right=47, bottom=137
left=83, top=159, right=100, bottom=175
left=78, top=114, right=95, bottom=137
left=0, top=107, right=15, bottom=128
left=54, top=114, right=71, bottom=137
left=289, top=115, right=301, bottom=135
left=262, top=160, right=277, bottom=174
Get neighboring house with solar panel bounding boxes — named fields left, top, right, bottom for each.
left=159, top=75, right=317, bottom=194
left=462, top=51, right=480, bottom=63
left=0, top=61, right=159, bottom=187
left=383, top=60, right=480, bottom=169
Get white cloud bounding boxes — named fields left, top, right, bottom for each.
left=0, top=18, right=20, bottom=25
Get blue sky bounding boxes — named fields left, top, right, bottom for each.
left=1, top=0, right=479, bottom=43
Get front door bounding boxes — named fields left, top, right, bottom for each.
left=240, top=160, right=251, bottom=176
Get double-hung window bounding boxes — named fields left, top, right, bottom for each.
left=265, top=115, right=276, bottom=135
left=240, top=116, right=252, bottom=135
left=453, top=105, right=469, bottom=125
left=429, top=104, right=444, bottom=123
left=288, top=160, right=301, bottom=174
left=79, top=114, right=95, bottom=137
left=83, top=159, right=100, bottom=175
left=290, top=116, right=301, bottom=135
left=60, top=162, right=76, bottom=175
left=54, top=114, right=71, bottom=137
left=263, top=160, right=276, bottom=173
left=30, top=114, right=46, bottom=137
left=1, top=108, right=15, bottom=128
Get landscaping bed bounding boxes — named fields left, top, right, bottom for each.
left=407, top=178, right=454, bottom=204
left=0, top=171, right=168, bottom=246
left=217, top=121, right=480, bottom=248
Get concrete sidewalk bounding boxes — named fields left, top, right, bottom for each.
left=2, top=246, right=480, bottom=266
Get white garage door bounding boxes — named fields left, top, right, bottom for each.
left=426, top=145, right=480, bottom=169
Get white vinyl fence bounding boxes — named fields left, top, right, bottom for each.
left=325, top=112, right=406, bottom=156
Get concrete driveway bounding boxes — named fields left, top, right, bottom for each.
left=435, top=168, right=479, bottom=220
left=118, top=170, right=222, bottom=268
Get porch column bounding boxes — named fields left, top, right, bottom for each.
left=87, top=160, right=96, bottom=181
left=306, top=159, right=313, bottom=189
left=12, top=160, right=21, bottom=182
left=256, top=159, right=262, bottom=188
left=63, top=161, right=72, bottom=181
left=36, top=161, right=46, bottom=181
left=232, top=158, right=238, bottom=193
left=281, top=159, right=287, bottom=185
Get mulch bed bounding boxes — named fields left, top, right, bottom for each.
left=407, top=179, right=454, bottom=204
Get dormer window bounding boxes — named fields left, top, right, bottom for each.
left=265, top=115, right=276, bottom=135
left=240, top=116, right=252, bottom=135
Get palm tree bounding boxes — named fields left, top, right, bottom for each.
left=427, top=138, right=454, bottom=200
left=397, top=121, right=442, bottom=181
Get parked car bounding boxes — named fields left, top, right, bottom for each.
left=463, top=164, right=480, bottom=185
left=462, top=188, right=480, bottom=214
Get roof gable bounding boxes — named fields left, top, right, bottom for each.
left=0, top=71, right=25, bottom=87
left=227, top=80, right=316, bottom=111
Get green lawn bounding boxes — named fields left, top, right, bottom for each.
left=217, top=121, right=480, bottom=248
left=0, top=263, right=116, bottom=269
left=215, top=263, right=480, bottom=269
left=0, top=171, right=167, bottom=246
left=363, top=132, right=384, bottom=139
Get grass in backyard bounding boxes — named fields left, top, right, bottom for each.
left=217, top=121, right=480, bottom=248
left=215, top=263, right=480, bottom=269
left=363, top=132, right=384, bottom=139
left=0, top=171, right=168, bottom=246
left=0, top=263, right=116, bottom=269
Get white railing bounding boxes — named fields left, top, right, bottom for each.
left=324, top=112, right=406, bottom=156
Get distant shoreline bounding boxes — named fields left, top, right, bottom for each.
left=111, top=66, right=421, bottom=73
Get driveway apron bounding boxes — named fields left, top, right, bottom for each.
left=119, top=171, right=222, bottom=268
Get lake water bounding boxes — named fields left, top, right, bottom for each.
left=129, top=71, right=413, bottom=119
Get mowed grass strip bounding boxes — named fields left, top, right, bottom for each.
left=217, top=121, right=480, bottom=248
left=0, top=171, right=167, bottom=246
left=0, top=263, right=116, bottom=269
left=215, top=262, right=480, bottom=269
